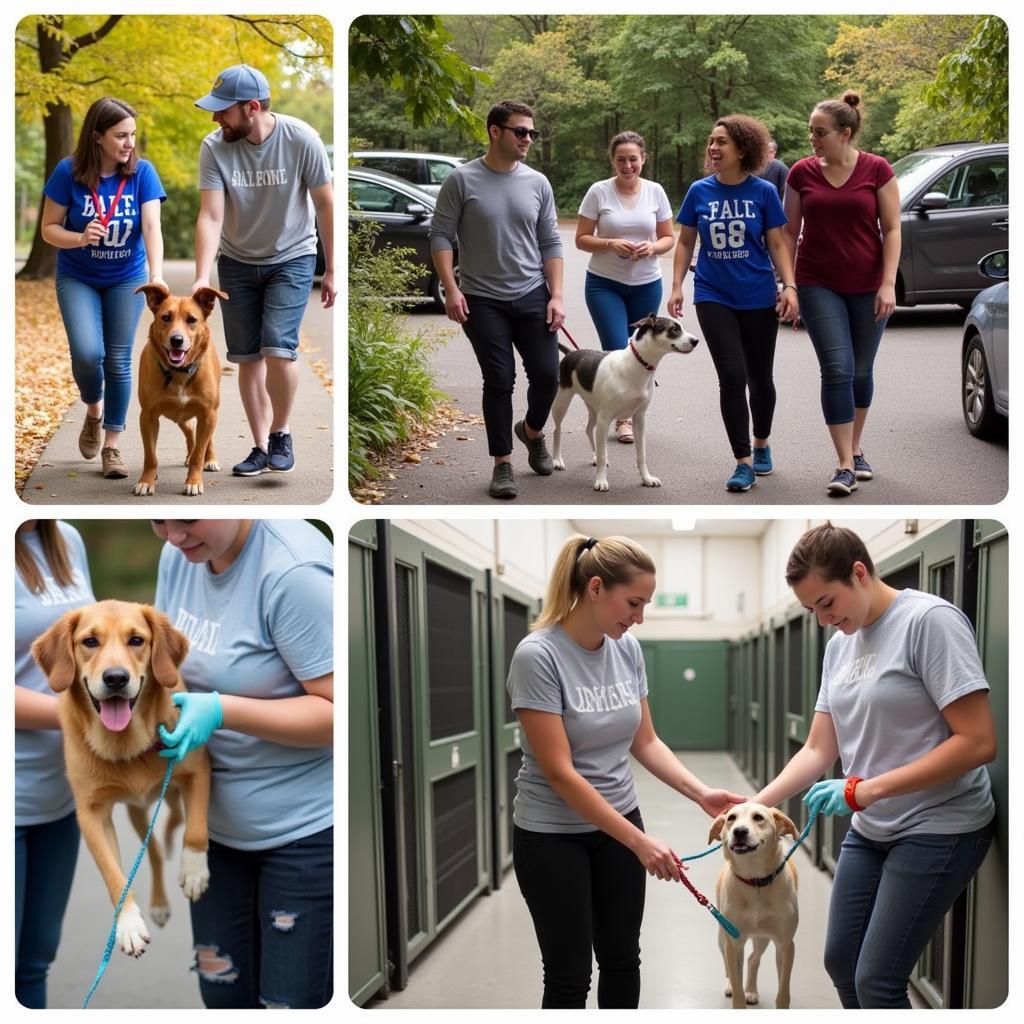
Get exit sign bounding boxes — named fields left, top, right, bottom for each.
left=656, top=593, right=688, bottom=608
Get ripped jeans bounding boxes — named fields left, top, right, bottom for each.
left=189, top=828, right=333, bottom=1008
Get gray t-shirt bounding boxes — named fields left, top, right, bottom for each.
left=816, top=589, right=995, bottom=840
left=428, top=156, right=563, bottom=300
left=507, top=624, right=647, bottom=833
left=199, top=112, right=332, bottom=265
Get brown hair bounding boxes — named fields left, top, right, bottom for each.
left=71, top=96, right=139, bottom=189
left=487, top=100, right=535, bottom=131
left=705, top=114, right=771, bottom=175
left=785, top=522, right=876, bottom=587
left=16, top=521, right=76, bottom=595
left=533, top=535, right=656, bottom=630
left=609, top=130, right=646, bottom=160
left=813, top=90, right=863, bottom=141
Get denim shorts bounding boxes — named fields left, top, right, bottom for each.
left=216, top=253, right=316, bottom=363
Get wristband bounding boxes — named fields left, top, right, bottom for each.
left=782, top=283, right=797, bottom=292
left=844, top=776, right=865, bottom=812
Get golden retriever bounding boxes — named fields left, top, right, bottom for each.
left=32, top=600, right=211, bottom=957
left=708, top=802, right=799, bottom=1008
left=132, top=283, right=227, bottom=497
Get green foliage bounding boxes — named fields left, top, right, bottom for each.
left=927, top=16, right=1008, bottom=142
left=348, top=221, right=444, bottom=487
left=69, top=520, right=164, bottom=601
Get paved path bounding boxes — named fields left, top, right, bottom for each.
left=21, top=260, right=334, bottom=506
left=373, top=226, right=1006, bottom=506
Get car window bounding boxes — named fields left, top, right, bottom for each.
left=917, top=156, right=1007, bottom=210
left=426, top=160, right=456, bottom=185
left=350, top=179, right=418, bottom=215
left=892, top=152, right=959, bottom=202
left=361, top=156, right=421, bottom=183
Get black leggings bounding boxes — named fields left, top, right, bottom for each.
left=512, top=807, right=646, bottom=1008
left=695, top=302, right=779, bottom=459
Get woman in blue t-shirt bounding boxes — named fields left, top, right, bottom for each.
left=668, top=115, right=798, bottom=493
left=150, top=519, right=333, bottom=1009
left=15, top=520, right=96, bottom=1007
left=41, top=96, right=166, bottom=481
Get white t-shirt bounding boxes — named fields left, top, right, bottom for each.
left=578, top=177, right=673, bottom=285
left=816, top=589, right=995, bottom=840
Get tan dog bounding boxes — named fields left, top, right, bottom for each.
left=708, top=802, right=799, bottom=1008
left=32, top=600, right=211, bottom=957
left=132, top=283, right=227, bottom=497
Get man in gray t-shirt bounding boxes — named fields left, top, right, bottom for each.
left=192, top=64, right=334, bottom=478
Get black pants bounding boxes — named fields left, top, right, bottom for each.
left=695, top=302, right=779, bottom=459
left=461, top=284, right=559, bottom=457
left=512, top=807, right=646, bottom=1008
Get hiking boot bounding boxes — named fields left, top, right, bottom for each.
left=232, top=446, right=269, bottom=476
left=489, top=462, right=518, bottom=499
left=267, top=431, right=295, bottom=472
left=79, top=413, right=103, bottom=460
left=101, top=447, right=128, bottom=479
left=514, top=419, right=553, bottom=475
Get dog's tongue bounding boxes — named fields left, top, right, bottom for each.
left=99, top=697, right=132, bottom=732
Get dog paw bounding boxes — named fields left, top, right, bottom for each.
left=204, top=460, right=220, bottom=472
left=132, top=481, right=156, bottom=496
left=593, top=479, right=610, bottom=492
left=745, top=992, right=760, bottom=1005
left=179, top=847, right=210, bottom=901
left=552, top=458, right=565, bottom=471
left=724, top=985, right=732, bottom=998
left=183, top=481, right=204, bottom=496
left=641, top=475, right=661, bottom=487
left=116, top=903, right=151, bottom=957
left=150, top=903, right=171, bottom=928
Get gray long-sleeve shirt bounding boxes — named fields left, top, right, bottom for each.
left=429, top=156, right=563, bottom=300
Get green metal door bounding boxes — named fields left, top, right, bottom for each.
left=641, top=641, right=729, bottom=749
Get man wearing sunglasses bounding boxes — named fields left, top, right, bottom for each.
left=430, top=100, right=565, bottom=500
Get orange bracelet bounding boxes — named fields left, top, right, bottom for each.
left=844, top=776, right=865, bottom=812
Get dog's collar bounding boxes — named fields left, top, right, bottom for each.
left=735, top=862, right=788, bottom=888
left=629, top=339, right=656, bottom=371
left=154, top=351, right=199, bottom=388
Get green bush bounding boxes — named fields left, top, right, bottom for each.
left=348, top=221, right=444, bottom=488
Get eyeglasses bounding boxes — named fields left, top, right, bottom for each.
left=499, top=125, right=541, bottom=141
left=808, top=128, right=837, bottom=139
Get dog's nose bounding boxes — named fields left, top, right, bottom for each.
left=102, top=667, right=131, bottom=692
left=169, top=333, right=186, bottom=349
left=732, top=825, right=749, bottom=840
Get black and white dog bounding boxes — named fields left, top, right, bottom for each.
left=551, top=315, right=699, bottom=491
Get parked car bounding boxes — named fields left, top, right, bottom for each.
left=891, top=142, right=1008, bottom=307
left=961, top=250, right=1008, bottom=439
left=348, top=167, right=457, bottom=311
left=351, top=150, right=465, bottom=196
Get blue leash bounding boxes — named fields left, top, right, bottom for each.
left=82, top=757, right=177, bottom=1009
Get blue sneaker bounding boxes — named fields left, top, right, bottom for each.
left=726, top=463, right=756, bottom=492
left=267, top=431, right=295, bottom=473
left=853, top=450, right=874, bottom=480
left=827, top=468, right=858, bottom=496
left=232, top=446, right=269, bottom=476
left=752, top=445, right=774, bottom=476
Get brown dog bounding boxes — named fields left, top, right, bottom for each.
left=132, top=283, right=227, bottom=497
left=32, top=600, right=211, bottom=958
left=708, top=803, right=800, bottom=1008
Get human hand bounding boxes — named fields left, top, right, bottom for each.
left=631, top=241, right=654, bottom=260
left=667, top=289, right=684, bottom=318
left=609, top=238, right=636, bottom=260
left=159, top=691, right=223, bottom=760
left=776, top=288, right=799, bottom=323
left=320, top=270, right=336, bottom=309
left=190, top=277, right=211, bottom=296
left=80, top=219, right=108, bottom=247
left=698, top=788, right=749, bottom=817
left=444, top=286, right=470, bottom=324
left=874, top=284, right=896, bottom=323
left=546, top=297, right=565, bottom=330
left=631, top=833, right=682, bottom=881
left=804, top=779, right=853, bottom=817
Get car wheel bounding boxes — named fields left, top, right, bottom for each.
left=962, top=333, right=1001, bottom=439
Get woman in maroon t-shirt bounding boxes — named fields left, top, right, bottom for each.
left=783, top=92, right=901, bottom=496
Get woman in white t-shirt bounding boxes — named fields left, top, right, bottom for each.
left=507, top=534, right=744, bottom=1008
left=755, top=523, right=996, bottom=1008
left=576, top=132, right=675, bottom=443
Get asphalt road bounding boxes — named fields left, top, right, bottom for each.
left=374, top=225, right=1006, bottom=506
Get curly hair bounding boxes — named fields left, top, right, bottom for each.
left=704, top=114, right=771, bottom=175
left=813, top=90, right=864, bottom=140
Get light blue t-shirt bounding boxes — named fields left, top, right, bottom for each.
left=15, top=523, right=95, bottom=826
left=677, top=173, right=786, bottom=309
left=507, top=625, right=648, bottom=833
left=154, top=520, right=333, bottom=851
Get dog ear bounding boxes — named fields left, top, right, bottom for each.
left=192, top=287, right=229, bottom=319
left=135, top=282, right=171, bottom=312
left=32, top=610, right=82, bottom=693
left=772, top=809, right=798, bottom=839
left=708, top=812, right=727, bottom=843
left=142, top=606, right=190, bottom=687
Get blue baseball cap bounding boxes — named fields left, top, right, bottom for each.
left=195, top=64, right=270, bottom=111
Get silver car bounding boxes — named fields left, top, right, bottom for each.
left=351, top=150, right=465, bottom=196
left=961, top=251, right=1008, bottom=439
left=892, top=142, right=1008, bottom=307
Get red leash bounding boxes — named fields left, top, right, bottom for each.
left=559, top=323, right=581, bottom=350
left=671, top=854, right=741, bottom=938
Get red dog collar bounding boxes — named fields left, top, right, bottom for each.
left=629, top=340, right=655, bottom=371
left=844, top=777, right=865, bottom=812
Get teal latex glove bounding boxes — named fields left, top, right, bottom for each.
left=159, top=692, right=223, bottom=760
left=804, top=779, right=853, bottom=817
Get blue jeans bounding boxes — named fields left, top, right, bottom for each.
left=189, top=828, right=333, bottom=1008
left=55, top=273, right=147, bottom=432
left=15, top=811, right=81, bottom=1008
left=584, top=272, right=664, bottom=351
left=216, top=254, right=316, bottom=363
left=824, top=823, right=993, bottom=1008
left=798, top=286, right=887, bottom=425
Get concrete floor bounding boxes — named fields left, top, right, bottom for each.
left=368, top=751, right=842, bottom=1010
